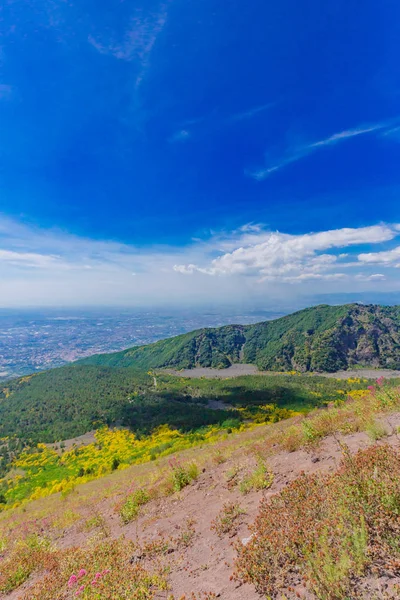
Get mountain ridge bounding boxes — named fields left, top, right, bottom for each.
left=79, top=303, right=400, bottom=373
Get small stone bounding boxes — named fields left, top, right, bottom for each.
left=241, top=533, right=255, bottom=546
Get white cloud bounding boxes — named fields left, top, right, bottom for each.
left=358, top=246, right=400, bottom=267
left=355, top=273, right=386, bottom=281
left=173, top=264, right=198, bottom=275
left=0, top=249, right=61, bottom=268
left=175, top=224, right=399, bottom=282
left=308, top=124, right=386, bottom=148
left=247, top=119, right=398, bottom=180
left=1, top=215, right=400, bottom=307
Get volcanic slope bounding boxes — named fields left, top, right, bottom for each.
left=80, top=303, right=400, bottom=373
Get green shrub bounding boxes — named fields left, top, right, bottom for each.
left=366, top=419, right=388, bottom=440
left=169, top=459, right=198, bottom=492
left=119, top=488, right=150, bottom=524
left=239, top=460, right=274, bottom=495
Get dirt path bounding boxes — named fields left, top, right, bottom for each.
left=164, top=365, right=400, bottom=380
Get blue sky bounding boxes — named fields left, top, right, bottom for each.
left=1, top=0, right=400, bottom=307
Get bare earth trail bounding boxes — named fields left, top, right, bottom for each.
left=164, top=365, right=400, bottom=379
left=6, top=413, right=400, bottom=600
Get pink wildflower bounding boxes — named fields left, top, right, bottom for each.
left=68, top=575, right=78, bottom=587
left=376, top=376, right=385, bottom=386
left=75, top=585, right=85, bottom=596
left=91, top=572, right=102, bottom=584
left=102, top=569, right=110, bottom=575
left=368, top=385, right=376, bottom=392
left=78, top=569, right=87, bottom=578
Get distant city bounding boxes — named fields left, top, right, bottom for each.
left=0, top=307, right=284, bottom=381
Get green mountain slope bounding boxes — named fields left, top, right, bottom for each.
left=2, top=303, right=400, bottom=449
left=80, top=304, right=400, bottom=372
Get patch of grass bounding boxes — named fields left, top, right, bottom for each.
left=235, top=444, right=400, bottom=600
left=176, top=518, right=197, bottom=548
left=224, top=463, right=243, bottom=488
left=119, top=488, right=150, bottom=525
left=307, top=516, right=368, bottom=599
left=0, top=534, right=52, bottom=593
left=168, top=459, right=199, bottom=493
left=366, top=419, right=388, bottom=440
left=81, top=511, right=110, bottom=539
left=252, top=385, right=400, bottom=458
left=52, top=508, right=81, bottom=530
left=211, top=502, right=245, bottom=538
left=0, top=534, right=8, bottom=552
left=212, top=450, right=227, bottom=465
left=238, top=460, right=274, bottom=495
left=83, top=514, right=105, bottom=531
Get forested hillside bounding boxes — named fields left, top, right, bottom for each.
left=80, top=304, right=400, bottom=372
left=0, top=364, right=380, bottom=447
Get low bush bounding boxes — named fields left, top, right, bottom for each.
left=235, top=444, right=400, bottom=600
left=366, top=418, right=388, bottom=440
left=18, top=538, right=169, bottom=599
left=238, top=460, right=274, bottom=495
left=168, top=459, right=199, bottom=493
left=119, top=488, right=150, bottom=524
left=0, top=534, right=53, bottom=593
left=211, top=502, right=245, bottom=537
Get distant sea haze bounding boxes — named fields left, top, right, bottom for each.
left=0, top=308, right=283, bottom=381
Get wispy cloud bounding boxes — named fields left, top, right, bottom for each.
left=168, top=103, right=274, bottom=144
left=309, top=124, right=386, bottom=148
left=169, top=129, right=191, bottom=143
left=247, top=119, right=397, bottom=180
left=382, top=126, right=400, bottom=140
left=230, top=103, right=274, bottom=122
left=0, top=249, right=62, bottom=269
left=88, top=2, right=169, bottom=89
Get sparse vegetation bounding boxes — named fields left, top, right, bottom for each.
left=176, top=518, right=197, bottom=547
left=366, top=418, right=388, bottom=440
left=238, top=459, right=274, bottom=494
left=1, top=379, right=400, bottom=599
left=0, top=533, right=52, bottom=593
left=119, top=488, right=150, bottom=524
left=235, top=444, right=400, bottom=599
left=168, top=459, right=199, bottom=492
left=11, top=537, right=170, bottom=599
left=211, top=502, right=245, bottom=537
